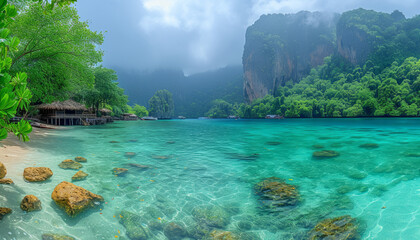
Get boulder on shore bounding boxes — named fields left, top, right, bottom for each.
left=41, top=233, right=75, bottom=240
left=23, top=167, right=53, bottom=182
left=0, top=178, right=13, bottom=184
left=0, top=162, right=6, bottom=179
left=58, top=160, right=82, bottom=170
left=0, top=207, right=12, bottom=220
left=72, top=170, right=88, bottom=181
left=74, top=156, right=87, bottom=162
left=254, top=177, right=300, bottom=211
left=51, top=181, right=104, bottom=217
left=20, top=195, right=42, bottom=212
left=308, top=215, right=360, bottom=240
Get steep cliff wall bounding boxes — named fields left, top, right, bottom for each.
left=243, top=12, right=338, bottom=102
left=336, top=9, right=405, bottom=66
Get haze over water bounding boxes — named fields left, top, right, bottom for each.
left=1, top=119, right=419, bottom=239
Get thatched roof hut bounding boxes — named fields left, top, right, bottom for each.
left=38, top=100, right=87, bottom=111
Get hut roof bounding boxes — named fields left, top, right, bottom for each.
left=37, top=100, right=87, bottom=111
left=100, top=108, right=112, bottom=113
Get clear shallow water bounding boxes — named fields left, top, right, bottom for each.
left=0, top=118, right=419, bottom=240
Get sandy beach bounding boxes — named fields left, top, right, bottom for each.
left=0, top=127, right=58, bottom=174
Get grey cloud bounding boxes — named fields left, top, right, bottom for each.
left=76, top=0, right=419, bottom=74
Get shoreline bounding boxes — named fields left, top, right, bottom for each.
left=0, top=127, right=58, bottom=170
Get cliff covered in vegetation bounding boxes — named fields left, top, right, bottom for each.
left=236, top=8, right=420, bottom=117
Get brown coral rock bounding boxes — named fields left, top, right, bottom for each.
left=23, top=167, right=53, bottom=182
left=20, top=195, right=42, bottom=212
left=0, top=207, right=12, bottom=220
left=0, top=178, right=13, bottom=184
left=71, top=171, right=88, bottom=181
left=58, top=160, right=82, bottom=170
left=51, top=181, right=104, bottom=217
left=74, top=156, right=87, bottom=162
left=0, top=162, right=6, bottom=179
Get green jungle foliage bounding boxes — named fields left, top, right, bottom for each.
left=74, top=66, right=128, bottom=116
left=132, top=104, right=148, bottom=118
left=9, top=2, right=103, bottom=104
left=0, top=0, right=32, bottom=141
left=206, top=99, right=236, bottom=118
left=148, top=90, right=174, bottom=119
left=235, top=57, right=420, bottom=118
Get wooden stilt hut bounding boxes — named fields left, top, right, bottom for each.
left=100, top=108, right=113, bottom=123
left=37, top=100, right=94, bottom=126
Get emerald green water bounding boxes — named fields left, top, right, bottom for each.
left=1, top=119, right=420, bottom=239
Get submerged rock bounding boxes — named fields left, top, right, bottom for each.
left=0, top=207, right=12, bottom=220
left=109, top=141, right=120, bottom=143
left=404, top=153, right=420, bottom=157
left=23, top=167, right=53, bottom=182
left=265, top=141, right=282, bottom=146
left=308, top=215, right=360, bottom=240
left=167, top=141, right=176, bottom=144
left=163, top=222, right=187, bottom=240
left=119, top=210, right=150, bottom=240
left=128, top=139, right=138, bottom=142
left=254, top=177, right=300, bottom=211
left=192, top=205, right=231, bottom=228
left=0, top=162, right=6, bottom=179
left=312, top=144, right=325, bottom=149
left=112, top=168, right=128, bottom=176
left=20, top=195, right=42, bottom=212
left=74, top=156, right=87, bottom=162
left=359, top=143, right=379, bottom=149
left=58, top=160, right=83, bottom=170
left=72, top=170, right=88, bottom=181
left=127, top=163, right=150, bottom=170
left=226, top=153, right=260, bottom=161
left=41, top=233, right=75, bottom=240
left=0, top=178, right=13, bottom=184
left=205, top=230, right=260, bottom=240
left=124, top=152, right=137, bottom=158
left=151, top=155, right=171, bottom=160
left=51, top=181, right=104, bottom=217
left=313, top=150, right=340, bottom=159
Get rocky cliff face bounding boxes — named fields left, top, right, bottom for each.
left=335, top=9, right=405, bottom=66
left=243, top=12, right=338, bottom=102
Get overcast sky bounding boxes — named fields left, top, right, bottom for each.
left=75, top=0, right=419, bottom=75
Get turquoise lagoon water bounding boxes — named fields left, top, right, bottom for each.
left=1, top=118, right=420, bottom=239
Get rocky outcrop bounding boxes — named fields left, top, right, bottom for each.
left=71, top=170, right=88, bottom=181
left=243, top=11, right=338, bottom=102
left=41, top=233, right=75, bottom=240
left=20, top=195, right=42, bottom=212
left=51, top=181, right=104, bottom=217
left=0, top=178, right=13, bottom=184
left=74, top=156, right=87, bottom=162
left=58, top=160, right=82, bottom=170
left=0, top=207, right=12, bottom=220
left=308, top=215, right=360, bottom=240
left=0, top=162, right=6, bottom=179
left=23, top=167, right=53, bottom=182
left=254, top=177, right=300, bottom=211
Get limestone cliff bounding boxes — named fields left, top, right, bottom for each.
left=243, top=11, right=338, bottom=102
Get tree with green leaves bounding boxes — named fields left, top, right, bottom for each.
left=206, top=99, right=234, bottom=118
left=75, top=66, right=128, bottom=116
left=148, top=90, right=174, bottom=119
left=132, top=104, right=148, bottom=118
left=0, top=0, right=32, bottom=141
left=9, top=1, right=103, bottom=103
